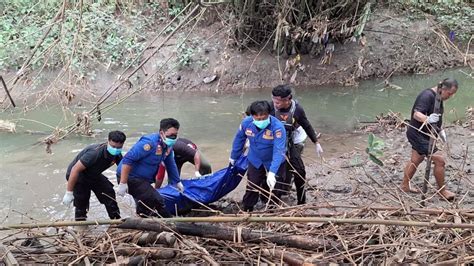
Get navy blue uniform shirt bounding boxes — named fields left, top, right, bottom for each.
left=117, top=133, right=180, bottom=184
left=230, top=116, right=286, bottom=173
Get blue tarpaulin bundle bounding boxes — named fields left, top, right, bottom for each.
left=158, top=155, right=248, bottom=214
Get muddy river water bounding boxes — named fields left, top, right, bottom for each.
left=0, top=69, right=473, bottom=223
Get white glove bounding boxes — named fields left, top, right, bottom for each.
left=439, top=130, right=447, bottom=143
left=62, top=191, right=74, bottom=206
left=316, top=143, right=324, bottom=157
left=427, top=113, right=440, bottom=124
left=117, top=183, right=128, bottom=197
left=194, top=171, right=202, bottom=177
left=176, top=181, right=184, bottom=192
left=229, top=158, right=235, bottom=166
left=266, top=172, right=276, bottom=191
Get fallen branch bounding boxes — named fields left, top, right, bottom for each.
left=0, top=76, right=15, bottom=108
left=261, top=248, right=306, bottom=265
left=115, top=244, right=178, bottom=259
left=2, top=215, right=474, bottom=231
left=117, top=219, right=332, bottom=251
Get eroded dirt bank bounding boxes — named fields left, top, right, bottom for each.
left=154, top=8, right=472, bottom=93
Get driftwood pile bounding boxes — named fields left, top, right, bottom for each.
left=1, top=198, right=473, bottom=265
left=1, top=200, right=473, bottom=264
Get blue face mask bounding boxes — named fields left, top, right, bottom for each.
left=107, top=144, right=122, bottom=156
left=253, top=117, right=270, bottom=129
left=164, top=137, right=177, bottom=147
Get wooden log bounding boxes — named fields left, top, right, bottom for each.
left=115, top=244, right=177, bottom=259
left=262, top=248, right=306, bottom=266
left=10, top=247, right=66, bottom=254
left=135, top=232, right=177, bottom=247
left=115, top=255, right=146, bottom=265
left=117, top=219, right=332, bottom=251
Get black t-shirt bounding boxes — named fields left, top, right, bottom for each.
left=269, top=101, right=319, bottom=143
left=66, top=143, right=122, bottom=178
left=173, top=138, right=197, bottom=166
left=407, top=88, right=444, bottom=138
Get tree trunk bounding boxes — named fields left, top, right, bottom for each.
left=117, top=219, right=333, bottom=251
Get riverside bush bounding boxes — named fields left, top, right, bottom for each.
left=0, top=0, right=166, bottom=77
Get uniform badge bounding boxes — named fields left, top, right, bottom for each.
left=275, top=130, right=282, bottom=138
left=245, top=128, right=254, bottom=137
left=156, top=145, right=163, bottom=155
left=143, top=144, right=151, bottom=151
left=263, top=129, right=274, bottom=140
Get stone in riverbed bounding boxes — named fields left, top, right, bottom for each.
left=203, top=75, right=217, bottom=84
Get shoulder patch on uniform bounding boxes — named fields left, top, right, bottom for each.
left=245, top=128, right=254, bottom=137
left=143, top=144, right=151, bottom=151
left=275, top=129, right=282, bottom=138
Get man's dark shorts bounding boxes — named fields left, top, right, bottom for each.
left=407, top=129, right=438, bottom=156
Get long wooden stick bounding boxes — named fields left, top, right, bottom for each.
left=422, top=89, right=442, bottom=206
left=243, top=204, right=474, bottom=218
left=1, top=215, right=474, bottom=231
left=0, top=76, right=15, bottom=107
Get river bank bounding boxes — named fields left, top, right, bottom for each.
left=1, top=3, right=473, bottom=110
left=159, top=7, right=472, bottom=93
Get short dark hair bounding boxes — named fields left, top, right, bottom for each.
left=160, top=118, right=180, bottom=131
left=272, top=84, right=292, bottom=98
left=249, top=100, right=271, bottom=116
left=108, top=130, right=126, bottom=143
left=244, top=105, right=251, bottom=116
left=438, top=78, right=458, bottom=90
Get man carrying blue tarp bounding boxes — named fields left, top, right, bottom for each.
left=229, top=100, right=287, bottom=212
left=116, top=118, right=184, bottom=217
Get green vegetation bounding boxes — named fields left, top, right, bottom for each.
left=366, top=133, right=385, bottom=166
left=0, top=0, right=166, bottom=77
left=0, top=0, right=471, bottom=76
left=176, top=38, right=196, bottom=69
left=175, top=37, right=209, bottom=70
left=398, top=0, right=474, bottom=41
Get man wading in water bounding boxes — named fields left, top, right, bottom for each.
left=401, top=78, right=458, bottom=200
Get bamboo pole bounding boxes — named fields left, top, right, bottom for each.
left=1, top=215, right=474, bottom=231
left=248, top=204, right=474, bottom=218
left=0, top=219, right=123, bottom=230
